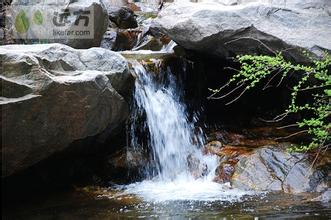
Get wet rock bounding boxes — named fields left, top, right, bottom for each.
left=101, top=29, right=141, bottom=51
left=214, top=163, right=235, bottom=184
left=1, top=43, right=134, bottom=177
left=104, top=148, right=148, bottom=181
left=114, top=30, right=141, bottom=50
left=153, top=0, right=331, bottom=62
left=231, top=144, right=330, bottom=193
left=311, top=189, right=331, bottom=203
left=204, top=140, right=252, bottom=159
left=132, top=36, right=164, bottom=51
left=107, top=6, right=138, bottom=29
left=208, top=130, right=277, bottom=147
left=187, top=154, right=208, bottom=179
left=203, top=140, right=223, bottom=155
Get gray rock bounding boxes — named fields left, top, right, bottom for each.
left=106, top=6, right=138, bottom=29
left=7, top=0, right=108, bottom=49
left=104, top=0, right=128, bottom=7
left=231, top=144, right=330, bottom=193
left=101, top=29, right=117, bottom=50
left=212, top=0, right=331, bottom=11
left=153, top=0, right=331, bottom=62
left=311, top=189, right=331, bottom=203
left=1, top=43, right=134, bottom=177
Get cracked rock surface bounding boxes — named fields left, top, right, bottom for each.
left=229, top=144, right=330, bottom=193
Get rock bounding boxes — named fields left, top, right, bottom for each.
left=210, top=0, right=330, bottom=11
left=132, top=36, right=164, bottom=51
left=311, top=189, right=331, bottom=203
left=207, top=130, right=278, bottom=147
left=1, top=43, right=134, bottom=177
left=187, top=154, right=208, bottom=179
left=101, top=29, right=140, bottom=51
left=101, top=29, right=117, bottom=49
left=114, top=29, right=141, bottom=50
left=120, top=49, right=174, bottom=60
left=6, top=0, right=108, bottom=49
left=133, top=0, right=162, bottom=12
left=106, top=6, right=138, bottom=29
left=104, top=0, right=128, bottom=7
left=103, top=147, right=148, bottom=181
left=153, top=0, right=331, bottom=62
left=203, top=140, right=223, bottom=155
left=214, top=163, right=235, bottom=184
left=231, top=144, right=330, bottom=193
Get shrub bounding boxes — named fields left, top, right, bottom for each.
left=208, top=53, right=330, bottom=152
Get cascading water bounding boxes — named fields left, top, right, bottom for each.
left=122, top=61, right=256, bottom=202
left=130, top=61, right=212, bottom=180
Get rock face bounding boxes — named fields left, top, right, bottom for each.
left=1, top=43, right=134, bottom=177
left=7, top=0, right=108, bottom=49
left=153, top=0, right=331, bottom=62
left=229, top=144, right=330, bottom=193
left=107, top=6, right=138, bottom=29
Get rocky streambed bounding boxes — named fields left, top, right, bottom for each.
left=2, top=0, right=331, bottom=219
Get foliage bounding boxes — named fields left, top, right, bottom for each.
left=208, top=53, right=331, bottom=152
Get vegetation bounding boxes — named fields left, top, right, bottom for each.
left=208, top=53, right=331, bottom=152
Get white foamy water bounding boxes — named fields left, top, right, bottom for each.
left=123, top=61, right=255, bottom=202
left=123, top=177, right=257, bottom=202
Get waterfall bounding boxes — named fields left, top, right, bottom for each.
left=130, top=61, right=212, bottom=181
left=121, top=60, right=257, bottom=202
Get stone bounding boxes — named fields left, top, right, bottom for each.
left=100, top=29, right=117, bottom=49
left=120, top=50, right=174, bottom=60
left=214, top=163, right=235, bottom=183
left=311, top=189, right=331, bottom=203
left=104, top=0, right=128, bottom=7
left=106, top=6, right=138, bottom=29
left=101, top=29, right=141, bottom=51
left=231, top=144, right=330, bottom=193
left=187, top=154, right=208, bottom=179
left=153, top=0, right=331, bottom=62
left=1, top=43, right=134, bottom=177
left=6, top=0, right=109, bottom=49
left=132, top=36, right=164, bottom=51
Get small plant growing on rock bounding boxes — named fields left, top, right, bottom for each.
left=208, top=53, right=330, bottom=152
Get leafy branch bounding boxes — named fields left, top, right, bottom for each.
left=208, top=53, right=331, bottom=152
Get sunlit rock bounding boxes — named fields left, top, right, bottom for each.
left=153, top=0, right=331, bottom=62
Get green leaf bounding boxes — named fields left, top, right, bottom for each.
left=15, top=10, right=30, bottom=33
left=324, top=89, right=331, bottom=97
left=33, top=10, right=43, bottom=25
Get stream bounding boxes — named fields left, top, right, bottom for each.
left=5, top=60, right=330, bottom=220
left=2, top=1, right=330, bottom=219
left=4, top=187, right=330, bottom=219
left=2, top=38, right=330, bottom=220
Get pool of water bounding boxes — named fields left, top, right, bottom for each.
left=3, top=186, right=330, bottom=220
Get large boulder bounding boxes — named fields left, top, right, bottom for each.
left=153, top=0, right=331, bottom=62
left=6, top=0, right=109, bottom=49
left=1, top=43, right=134, bottom=177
